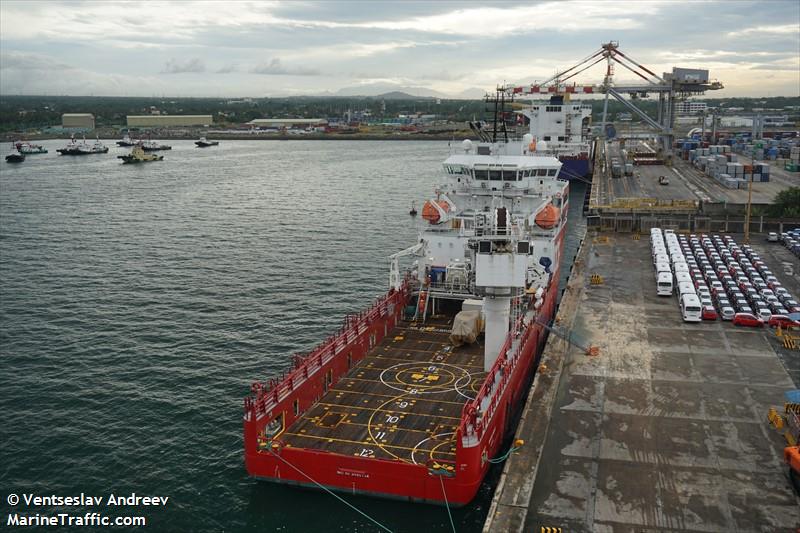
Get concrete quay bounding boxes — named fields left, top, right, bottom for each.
left=484, top=234, right=800, bottom=533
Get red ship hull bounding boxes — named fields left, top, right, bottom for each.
left=244, top=205, right=567, bottom=506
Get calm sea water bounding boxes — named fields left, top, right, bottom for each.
left=0, top=140, right=585, bottom=532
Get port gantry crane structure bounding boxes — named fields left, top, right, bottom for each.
left=501, top=41, right=723, bottom=163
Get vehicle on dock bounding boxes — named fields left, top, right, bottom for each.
left=732, top=312, right=763, bottom=327
left=658, top=175, right=669, bottom=185
left=701, top=306, right=718, bottom=320
left=768, top=315, right=800, bottom=329
left=680, top=294, right=702, bottom=322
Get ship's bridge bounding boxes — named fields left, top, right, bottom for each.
left=441, top=154, right=566, bottom=200
left=444, top=155, right=560, bottom=185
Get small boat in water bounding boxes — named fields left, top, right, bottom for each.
left=195, top=137, right=218, bottom=147
left=117, top=135, right=137, bottom=147
left=141, top=140, right=172, bottom=151
left=14, top=141, right=47, bottom=154
left=5, top=151, right=25, bottom=163
left=57, top=137, right=108, bottom=155
left=118, top=144, right=164, bottom=164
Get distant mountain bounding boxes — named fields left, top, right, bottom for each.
left=332, top=83, right=448, bottom=99
left=377, top=91, right=431, bottom=100
left=457, top=87, right=490, bottom=99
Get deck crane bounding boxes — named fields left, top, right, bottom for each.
left=500, top=41, right=724, bottom=164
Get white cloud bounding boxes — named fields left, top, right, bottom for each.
left=731, top=24, right=799, bottom=36
left=161, top=58, right=206, bottom=74
left=249, top=58, right=320, bottom=76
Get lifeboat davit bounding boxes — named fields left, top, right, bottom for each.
left=535, top=203, right=559, bottom=229
left=421, top=200, right=450, bottom=224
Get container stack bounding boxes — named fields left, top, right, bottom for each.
left=789, top=146, right=800, bottom=172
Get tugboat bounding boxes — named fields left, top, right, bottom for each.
left=5, top=150, right=25, bottom=163
left=243, top=89, right=569, bottom=506
left=195, top=136, right=219, bottom=147
left=141, top=140, right=172, bottom=151
left=117, top=135, right=137, bottom=147
left=117, top=144, right=164, bottom=164
left=14, top=141, right=47, bottom=154
left=57, top=137, right=108, bottom=155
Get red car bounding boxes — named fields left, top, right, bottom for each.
left=768, top=315, right=800, bottom=329
left=702, top=306, right=718, bottom=320
left=733, top=313, right=764, bottom=327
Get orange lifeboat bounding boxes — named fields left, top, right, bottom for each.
left=421, top=200, right=450, bottom=224
left=535, top=203, right=559, bottom=229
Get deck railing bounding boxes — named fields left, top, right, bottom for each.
left=458, top=309, right=536, bottom=447
left=245, top=282, right=409, bottom=420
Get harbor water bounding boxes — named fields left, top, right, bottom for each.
left=0, top=140, right=586, bottom=532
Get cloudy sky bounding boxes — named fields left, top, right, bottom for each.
left=1, top=0, right=798, bottom=98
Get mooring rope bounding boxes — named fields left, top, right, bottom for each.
left=438, top=474, right=457, bottom=533
left=266, top=447, right=394, bottom=532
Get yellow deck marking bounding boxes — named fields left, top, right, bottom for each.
left=294, top=417, right=455, bottom=436
left=283, top=432, right=456, bottom=456
left=309, top=402, right=463, bottom=420
left=327, top=387, right=465, bottom=406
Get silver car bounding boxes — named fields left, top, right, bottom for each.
left=720, top=306, right=735, bottom=321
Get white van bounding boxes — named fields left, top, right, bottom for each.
left=655, top=261, right=671, bottom=276
left=654, top=253, right=669, bottom=266
left=673, top=262, right=689, bottom=274
left=657, top=272, right=673, bottom=296
left=674, top=271, right=691, bottom=285
left=678, top=281, right=696, bottom=298
left=680, top=294, right=702, bottom=322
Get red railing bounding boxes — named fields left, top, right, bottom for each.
left=457, top=288, right=554, bottom=447
left=245, top=282, right=409, bottom=421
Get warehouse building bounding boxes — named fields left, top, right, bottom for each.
left=247, top=118, right=327, bottom=129
left=126, top=115, right=213, bottom=127
left=62, top=113, right=95, bottom=130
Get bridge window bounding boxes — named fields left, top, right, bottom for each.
left=474, top=169, right=488, bottom=180
left=543, top=136, right=551, bottom=141
left=548, top=169, right=558, bottom=176
left=489, top=170, right=503, bottom=180
left=537, top=169, right=548, bottom=176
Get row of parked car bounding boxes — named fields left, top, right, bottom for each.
left=651, top=228, right=800, bottom=328
left=770, top=229, right=800, bottom=259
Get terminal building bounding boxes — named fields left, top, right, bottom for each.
left=247, top=118, right=327, bottom=129
left=62, top=113, right=95, bottom=130
left=126, top=115, right=213, bottom=128
left=675, top=101, right=708, bottom=116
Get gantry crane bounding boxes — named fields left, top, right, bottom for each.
left=501, top=41, right=724, bottom=163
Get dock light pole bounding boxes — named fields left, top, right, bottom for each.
left=744, top=145, right=755, bottom=244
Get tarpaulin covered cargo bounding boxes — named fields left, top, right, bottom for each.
left=449, top=310, right=482, bottom=347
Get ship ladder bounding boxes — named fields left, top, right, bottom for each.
left=264, top=445, right=394, bottom=532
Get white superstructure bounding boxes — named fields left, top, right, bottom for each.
left=393, top=130, right=569, bottom=371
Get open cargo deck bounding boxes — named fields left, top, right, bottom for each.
left=282, top=317, right=488, bottom=465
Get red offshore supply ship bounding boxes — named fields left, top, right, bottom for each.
left=243, top=91, right=569, bottom=506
